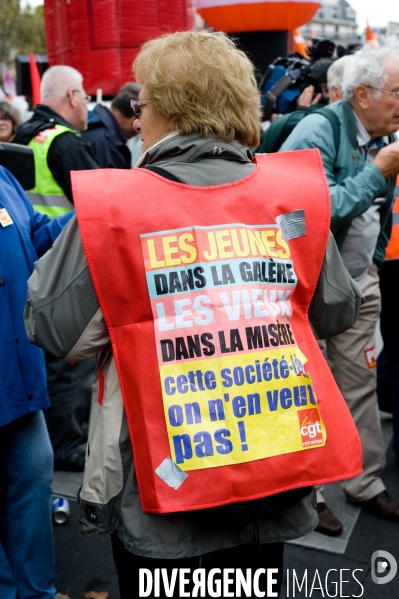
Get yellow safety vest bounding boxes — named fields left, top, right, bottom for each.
left=27, top=125, right=76, bottom=218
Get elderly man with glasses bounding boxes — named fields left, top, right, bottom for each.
left=14, top=65, right=98, bottom=216
left=14, top=65, right=100, bottom=473
left=281, top=42, right=399, bottom=535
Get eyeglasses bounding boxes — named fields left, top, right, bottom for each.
left=130, top=99, right=152, bottom=117
left=69, top=89, right=92, bottom=104
left=366, top=86, right=399, bottom=100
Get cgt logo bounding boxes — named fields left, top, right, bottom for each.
left=298, top=408, right=323, bottom=447
left=371, top=550, right=397, bottom=585
left=301, top=421, right=322, bottom=438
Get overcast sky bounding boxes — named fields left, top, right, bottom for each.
left=348, top=0, right=399, bottom=30
left=28, top=0, right=399, bottom=31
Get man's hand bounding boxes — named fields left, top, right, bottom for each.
left=297, top=85, right=322, bottom=109
left=374, top=141, right=399, bottom=179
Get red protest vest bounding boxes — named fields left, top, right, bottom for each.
left=385, top=176, right=399, bottom=261
left=72, top=149, right=362, bottom=514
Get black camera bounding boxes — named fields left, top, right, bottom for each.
left=0, top=143, right=35, bottom=189
left=260, top=38, right=336, bottom=120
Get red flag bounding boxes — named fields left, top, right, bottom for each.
left=29, top=52, right=41, bottom=106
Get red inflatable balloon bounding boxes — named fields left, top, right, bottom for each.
left=196, top=0, right=321, bottom=32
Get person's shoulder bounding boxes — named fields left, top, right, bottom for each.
left=50, top=129, right=91, bottom=152
left=83, top=120, right=107, bottom=143
left=48, top=129, right=99, bottom=172
left=279, top=111, right=336, bottom=152
left=85, top=106, right=106, bottom=131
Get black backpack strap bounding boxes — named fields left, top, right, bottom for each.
left=143, top=165, right=183, bottom=183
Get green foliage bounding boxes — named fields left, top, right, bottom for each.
left=0, top=0, right=46, bottom=70
left=18, top=4, right=47, bottom=57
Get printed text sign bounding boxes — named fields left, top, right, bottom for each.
left=141, top=224, right=326, bottom=471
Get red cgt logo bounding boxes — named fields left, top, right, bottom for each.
left=298, top=408, right=323, bottom=447
left=34, top=127, right=57, bottom=144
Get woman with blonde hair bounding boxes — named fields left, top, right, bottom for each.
left=26, top=30, right=362, bottom=598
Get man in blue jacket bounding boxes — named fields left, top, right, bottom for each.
left=281, top=42, right=399, bottom=534
left=83, top=83, right=140, bottom=169
left=0, top=165, right=73, bottom=598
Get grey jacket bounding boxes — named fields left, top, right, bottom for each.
left=25, top=133, right=362, bottom=558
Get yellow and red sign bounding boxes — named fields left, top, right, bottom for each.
left=141, top=223, right=326, bottom=471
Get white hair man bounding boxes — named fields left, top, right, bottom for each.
left=14, top=65, right=100, bottom=212
left=327, top=54, right=355, bottom=104
left=13, top=65, right=100, bottom=473
left=280, top=42, right=399, bottom=534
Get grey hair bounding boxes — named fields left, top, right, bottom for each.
left=327, top=55, right=355, bottom=90
left=41, top=65, right=83, bottom=101
left=0, top=101, right=22, bottom=131
left=342, top=41, right=399, bottom=101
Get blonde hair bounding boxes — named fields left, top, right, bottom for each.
left=133, top=31, right=261, bottom=148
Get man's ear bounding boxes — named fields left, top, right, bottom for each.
left=67, top=88, right=78, bottom=109
left=329, top=85, right=342, bottom=103
left=354, top=85, right=370, bottom=109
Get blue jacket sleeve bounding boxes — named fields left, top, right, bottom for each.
left=30, top=208, right=75, bottom=258
left=0, top=166, right=74, bottom=257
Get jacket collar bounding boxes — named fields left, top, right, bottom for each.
left=90, top=104, right=127, bottom=144
left=13, top=104, right=79, bottom=145
left=33, top=104, right=77, bottom=130
left=340, top=100, right=358, bottom=150
left=352, top=108, right=387, bottom=149
left=135, top=132, right=254, bottom=168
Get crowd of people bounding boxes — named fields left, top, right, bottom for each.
left=1, top=29, right=399, bottom=599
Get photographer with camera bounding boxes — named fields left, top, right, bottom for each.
left=260, top=38, right=335, bottom=120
